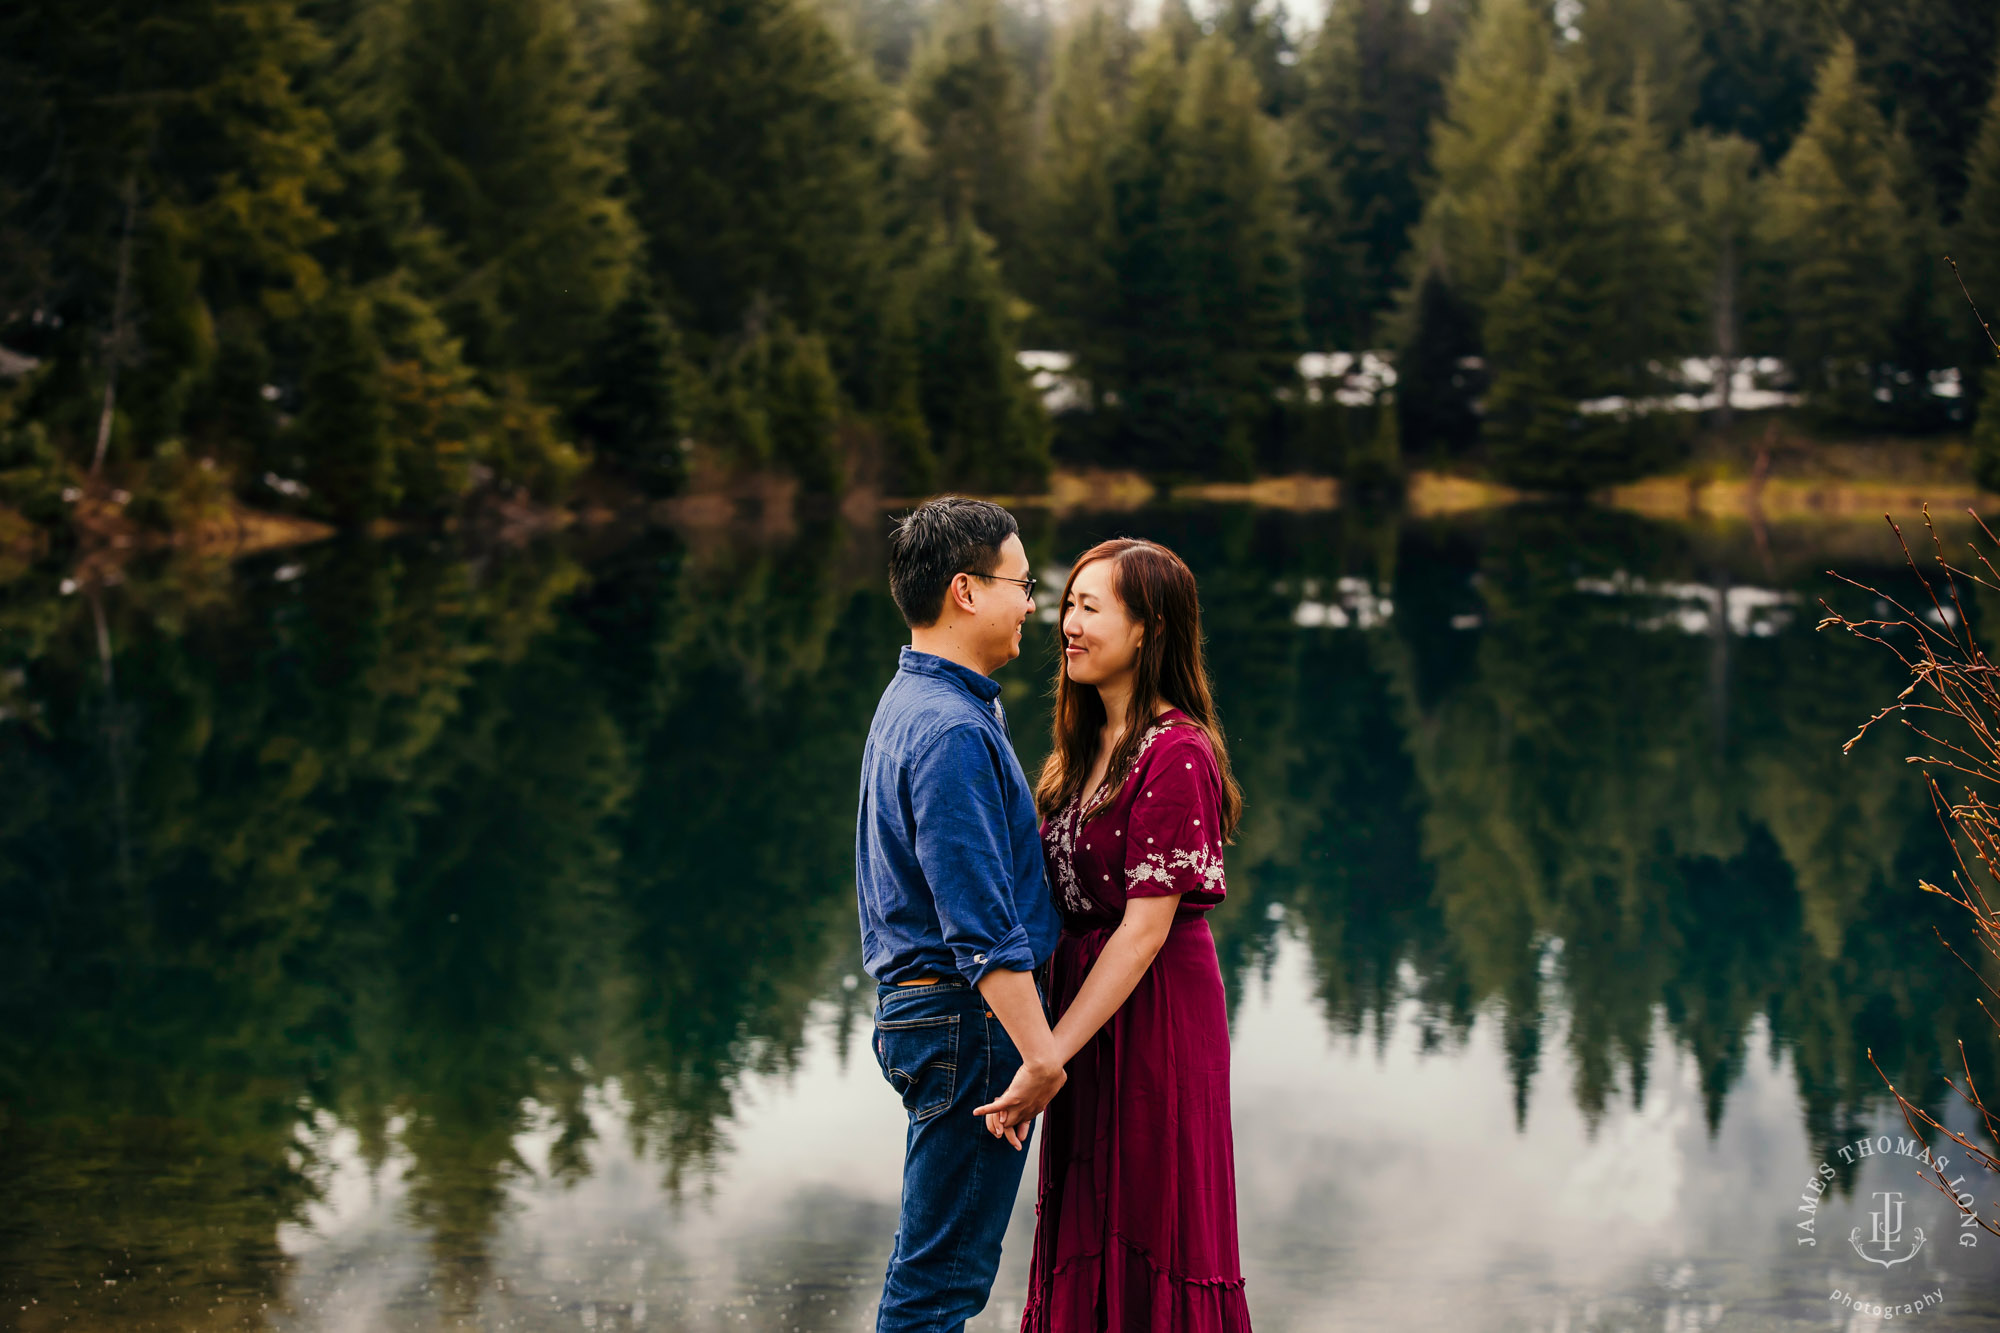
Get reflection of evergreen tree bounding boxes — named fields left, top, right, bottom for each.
left=11, top=505, right=2000, bottom=1314
left=1389, top=508, right=1997, bottom=1138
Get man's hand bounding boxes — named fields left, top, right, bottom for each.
left=971, top=965, right=1063, bottom=1149
left=975, top=1060, right=1065, bottom=1148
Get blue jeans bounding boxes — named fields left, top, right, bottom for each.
left=873, top=976, right=1034, bottom=1333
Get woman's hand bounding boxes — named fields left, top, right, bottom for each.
left=1047, top=894, right=1180, bottom=1063
left=985, top=1110, right=1027, bottom=1149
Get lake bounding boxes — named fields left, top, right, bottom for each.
left=6, top=500, right=2000, bottom=1331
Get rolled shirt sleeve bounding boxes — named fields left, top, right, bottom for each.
left=909, top=723, right=1041, bottom=985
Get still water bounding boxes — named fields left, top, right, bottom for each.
left=6, top=503, right=2000, bottom=1331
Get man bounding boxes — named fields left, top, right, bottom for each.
left=856, top=496, right=1066, bottom=1333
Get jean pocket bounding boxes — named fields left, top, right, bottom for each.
left=875, top=1012, right=959, bottom=1121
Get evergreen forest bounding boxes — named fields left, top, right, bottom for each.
left=7, top=0, right=2000, bottom=523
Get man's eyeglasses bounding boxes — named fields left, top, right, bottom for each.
left=963, top=571, right=1038, bottom=600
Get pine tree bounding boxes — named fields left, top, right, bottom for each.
left=303, top=0, right=496, bottom=514
left=1599, top=83, right=1703, bottom=398
left=1762, top=38, right=1917, bottom=428
left=1686, top=132, right=1765, bottom=427
left=295, top=290, right=394, bottom=523
left=1956, top=58, right=2000, bottom=428
left=1101, top=32, right=1300, bottom=473
left=911, top=224, right=1050, bottom=491
left=1296, top=0, right=1462, bottom=348
left=572, top=273, right=692, bottom=495
left=304, top=0, right=444, bottom=290
left=626, top=0, right=888, bottom=354
left=1483, top=82, right=1679, bottom=490
left=1395, top=268, right=1484, bottom=457
left=0, top=0, right=335, bottom=466
left=1575, top=0, right=1705, bottom=128
left=1683, top=0, right=1821, bottom=163
left=766, top=323, right=843, bottom=495
left=1027, top=7, right=1123, bottom=395
left=1168, top=35, right=1302, bottom=463
left=1973, top=363, right=2000, bottom=491
left=1101, top=27, right=1197, bottom=458
left=1215, top=0, right=1303, bottom=118
left=398, top=0, right=636, bottom=391
left=1826, top=0, right=2000, bottom=221
left=906, top=0, right=1033, bottom=271
left=870, top=286, right=938, bottom=495
left=1406, top=0, right=1554, bottom=311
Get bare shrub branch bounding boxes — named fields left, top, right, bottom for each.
left=1822, top=505, right=2000, bottom=1233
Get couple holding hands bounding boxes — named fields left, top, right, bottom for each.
left=855, top=497, right=1251, bottom=1333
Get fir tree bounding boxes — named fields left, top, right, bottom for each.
left=0, top=0, right=335, bottom=465
left=1168, top=35, right=1302, bottom=458
left=1683, top=0, right=1821, bottom=164
left=572, top=273, right=692, bottom=495
left=1575, top=0, right=1705, bottom=128
left=398, top=0, right=637, bottom=390
left=1027, top=7, right=1123, bottom=395
left=1215, top=0, right=1303, bottom=119
left=1296, top=0, right=1462, bottom=348
left=1955, top=59, right=2000, bottom=427
left=626, top=0, right=887, bottom=353
left=295, top=290, right=394, bottom=523
left=1100, top=27, right=1197, bottom=458
left=1827, top=0, right=2000, bottom=222
left=303, top=0, right=496, bottom=514
left=911, top=224, right=1050, bottom=492
left=1395, top=268, right=1484, bottom=457
left=1102, top=32, right=1300, bottom=473
left=1686, top=132, right=1765, bottom=427
left=1599, top=83, right=1703, bottom=397
left=1973, top=363, right=2000, bottom=491
left=907, top=0, right=1033, bottom=270
left=1762, top=38, right=1917, bottom=428
left=870, top=287, right=937, bottom=495
left=766, top=324, right=843, bottom=495
left=1483, top=83, right=1679, bottom=490
left=1408, top=0, right=1555, bottom=311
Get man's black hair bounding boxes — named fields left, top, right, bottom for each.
left=887, top=496, right=1020, bottom=628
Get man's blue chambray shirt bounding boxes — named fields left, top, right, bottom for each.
left=856, top=646, right=1060, bottom=987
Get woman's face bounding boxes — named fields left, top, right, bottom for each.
left=1061, top=558, right=1145, bottom=688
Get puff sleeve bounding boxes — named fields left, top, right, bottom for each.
left=1121, top=725, right=1228, bottom=908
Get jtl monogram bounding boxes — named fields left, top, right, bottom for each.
left=1851, top=1190, right=1927, bottom=1268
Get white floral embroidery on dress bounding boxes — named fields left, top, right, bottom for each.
left=1127, top=842, right=1227, bottom=896
left=1050, top=717, right=1185, bottom=916
left=1048, top=792, right=1096, bottom=915
left=1121, top=722, right=1227, bottom=897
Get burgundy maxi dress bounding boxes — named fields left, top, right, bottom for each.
left=1021, top=710, right=1252, bottom=1333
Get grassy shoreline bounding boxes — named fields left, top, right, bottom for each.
left=7, top=424, right=1994, bottom=586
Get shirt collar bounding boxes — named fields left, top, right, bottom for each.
left=898, top=645, right=1003, bottom=703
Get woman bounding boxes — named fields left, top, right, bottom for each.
left=1009, top=537, right=1251, bottom=1332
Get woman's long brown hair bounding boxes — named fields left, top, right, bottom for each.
left=1033, top=538, right=1243, bottom=841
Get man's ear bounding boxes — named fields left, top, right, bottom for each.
left=947, top=572, right=978, bottom=617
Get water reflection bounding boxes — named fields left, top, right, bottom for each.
left=2, top=505, right=1998, bottom=1329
